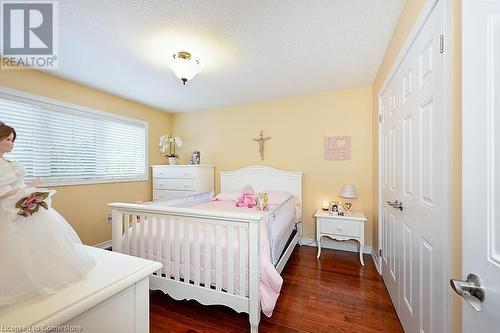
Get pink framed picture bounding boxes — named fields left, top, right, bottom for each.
left=324, top=136, right=351, bottom=160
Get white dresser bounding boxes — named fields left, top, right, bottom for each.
left=0, top=246, right=162, bottom=333
left=152, top=165, right=215, bottom=201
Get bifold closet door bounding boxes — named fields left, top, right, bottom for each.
left=380, top=1, right=448, bottom=332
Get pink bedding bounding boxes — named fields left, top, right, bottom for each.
left=123, top=199, right=285, bottom=317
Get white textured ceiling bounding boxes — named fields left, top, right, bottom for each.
left=53, top=0, right=405, bottom=112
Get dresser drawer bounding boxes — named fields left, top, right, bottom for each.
left=154, top=179, right=198, bottom=191
left=153, top=190, right=194, bottom=201
left=153, top=167, right=197, bottom=179
left=320, top=218, right=361, bottom=238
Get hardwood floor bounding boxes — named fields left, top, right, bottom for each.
left=150, top=246, right=403, bottom=333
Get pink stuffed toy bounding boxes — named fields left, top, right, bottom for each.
left=235, top=185, right=256, bottom=208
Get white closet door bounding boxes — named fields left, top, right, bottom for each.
left=380, top=1, right=448, bottom=332
left=381, top=71, right=402, bottom=315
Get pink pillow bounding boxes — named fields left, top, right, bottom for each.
left=213, top=192, right=240, bottom=202
left=263, top=191, right=294, bottom=205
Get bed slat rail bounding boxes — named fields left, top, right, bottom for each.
left=109, top=203, right=260, bottom=325
left=112, top=207, right=258, bottom=297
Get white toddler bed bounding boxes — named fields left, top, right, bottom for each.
left=109, top=166, right=303, bottom=333
left=131, top=191, right=296, bottom=264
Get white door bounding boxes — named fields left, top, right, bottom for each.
left=381, top=74, right=401, bottom=314
left=380, top=1, right=449, bottom=332
left=457, top=0, right=500, bottom=331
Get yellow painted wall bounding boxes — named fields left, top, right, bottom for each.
left=0, top=70, right=172, bottom=245
left=371, top=0, right=462, bottom=331
left=173, top=86, right=374, bottom=246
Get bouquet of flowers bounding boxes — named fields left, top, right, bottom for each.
left=15, top=192, right=50, bottom=217
left=159, top=134, right=183, bottom=159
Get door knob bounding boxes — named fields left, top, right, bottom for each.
left=450, top=273, right=485, bottom=311
left=386, top=200, right=404, bottom=211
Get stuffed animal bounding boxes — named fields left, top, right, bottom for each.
left=256, top=192, right=269, bottom=211
left=235, top=185, right=256, bottom=208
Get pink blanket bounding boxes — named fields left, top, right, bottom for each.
left=123, top=200, right=284, bottom=317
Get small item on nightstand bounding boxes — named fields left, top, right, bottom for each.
left=329, top=202, right=339, bottom=216
left=321, top=199, right=330, bottom=211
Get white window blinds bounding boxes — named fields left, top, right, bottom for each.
left=0, top=90, right=148, bottom=185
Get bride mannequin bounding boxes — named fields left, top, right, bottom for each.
left=0, top=123, right=95, bottom=307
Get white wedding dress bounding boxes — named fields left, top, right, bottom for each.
left=0, top=159, right=95, bottom=307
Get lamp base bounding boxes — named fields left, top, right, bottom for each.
left=342, top=201, right=352, bottom=212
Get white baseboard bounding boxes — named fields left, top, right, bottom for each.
left=93, top=240, right=112, bottom=249
left=371, top=249, right=381, bottom=274
left=301, top=237, right=372, bottom=254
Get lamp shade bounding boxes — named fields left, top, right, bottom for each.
left=339, top=184, right=357, bottom=199
left=170, top=51, right=201, bottom=84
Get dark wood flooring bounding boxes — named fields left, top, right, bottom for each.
left=150, top=246, right=403, bottom=333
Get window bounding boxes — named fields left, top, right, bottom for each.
left=0, top=88, right=148, bottom=185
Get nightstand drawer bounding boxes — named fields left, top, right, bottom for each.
left=320, top=219, right=360, bottom=237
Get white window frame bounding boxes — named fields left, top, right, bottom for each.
left=0, top=86, right=149, bottom=186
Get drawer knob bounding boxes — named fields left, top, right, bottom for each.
left=337, top=225, right=343, bottom=231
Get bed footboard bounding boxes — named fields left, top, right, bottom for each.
left=109, top=202, right=262, bottom=332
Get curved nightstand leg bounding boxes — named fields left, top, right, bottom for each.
left=316, top=236, right=322, bottom=259
left=359, top=241, right=365, bottom=266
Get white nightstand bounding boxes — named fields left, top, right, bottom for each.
left=314, top=209, right=367, bottom=265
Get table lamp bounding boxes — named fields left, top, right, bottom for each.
left=339, top=184, right=357, bottom=213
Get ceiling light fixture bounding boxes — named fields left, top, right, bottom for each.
left=170, top=51, right=201, bottom=85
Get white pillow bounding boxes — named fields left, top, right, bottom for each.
left=212, top=192, right=240, bottom=202
left=262, top=190, right=294, bottom=205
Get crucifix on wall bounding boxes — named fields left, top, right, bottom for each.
left=253, top=130, right=271, bottom=160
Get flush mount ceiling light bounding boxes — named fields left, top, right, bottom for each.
left=170, top=51, right=201, bottom=85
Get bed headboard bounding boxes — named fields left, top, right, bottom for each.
left=220, top=166, right=303, bottom=219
